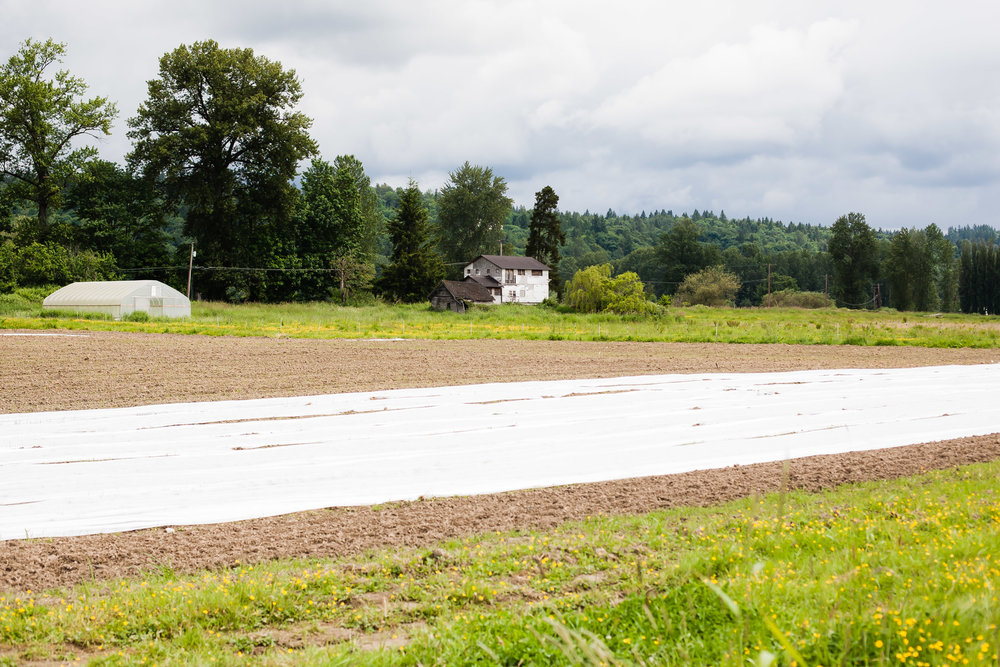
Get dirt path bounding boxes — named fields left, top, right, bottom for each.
left=2, top=331, right=999, bottom=593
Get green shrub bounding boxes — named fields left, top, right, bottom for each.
left=123, top=310, right=151, bottom=322
left=676, top=266, right=741, bottom=307
left=762, top=289, right=834, bottom=309
left=0, top=240, right=118, bottom=290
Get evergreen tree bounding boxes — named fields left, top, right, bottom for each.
left=525, top=185, right=565, bottom=297
left=827, top=212, right=879, bottom=308
left=377, top=180, right=444, bottom=302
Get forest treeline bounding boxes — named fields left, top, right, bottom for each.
left=3, top=37, right=999, bottom=314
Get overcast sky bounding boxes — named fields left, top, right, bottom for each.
left=3, top=0, right=998, bottom=229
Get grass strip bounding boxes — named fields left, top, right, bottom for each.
left=2, top=290, right=1000, bottom=348
left=2, top=460, right=998, bottom=665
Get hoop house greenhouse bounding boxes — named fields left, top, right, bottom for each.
left=42, top=280, right=191, bottom=319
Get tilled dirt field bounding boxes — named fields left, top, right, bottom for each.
left=2, top=330, right=999, bottom=593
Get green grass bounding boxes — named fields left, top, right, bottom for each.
left=3, top=461, right=998, bottom=665
left=3, top=292, right=1000, bottom=348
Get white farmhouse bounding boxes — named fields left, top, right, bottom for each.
left=463, top=255, right=550, bottom=304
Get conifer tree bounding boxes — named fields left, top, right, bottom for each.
left=525, top=185, right=565, bottom=297
left=377, top=180, right=444, bottom=302
left=827, top=212, right=879, bottom=308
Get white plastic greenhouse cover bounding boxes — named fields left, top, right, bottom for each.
left=41, top=280, right=190, bottom=318
left=1, top=364, right=998, bottom=539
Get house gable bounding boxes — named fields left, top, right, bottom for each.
left=462, top=255, right=550, bottom=304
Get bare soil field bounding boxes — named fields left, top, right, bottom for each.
left=2, top=330, right=999, bottom=593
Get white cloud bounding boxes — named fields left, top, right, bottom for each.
left=2, top=0, right=999, bottom=228
left=590, top=20, right=856, bottom=158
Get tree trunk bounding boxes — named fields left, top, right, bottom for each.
left=37, top=198, right=49, bottom=239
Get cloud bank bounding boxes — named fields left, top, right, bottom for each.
left=3, top=0, right=998, bottom=228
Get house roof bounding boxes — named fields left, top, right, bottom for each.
left=465, top=274, right=502, bottom=288
left=437, top=280, right=495, bottom=302
left=472, top=255, right=550, bottom=271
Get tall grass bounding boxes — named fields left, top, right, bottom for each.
left=2, top=461, right=998, bottom=665
left=2, top=294, right=1000, bottom=347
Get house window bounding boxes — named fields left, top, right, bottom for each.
left=466, top=268, right=471, bottom=275
left=518, top=269, right=525, bottom=275
left=531, top=270, right=542, bottom=276
left=505, top=270, right=516, bottom=284
left=519, top=289, right=525, bottom=297
left=486, top=268, right=491, bottom=275
left=476, top=269, right=481, bottom=275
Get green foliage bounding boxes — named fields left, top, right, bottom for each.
left=655, top=217, right=722, bottom=295
left=959, top=240, right=1000, bottom=315
left=604, top=271, right=658, bottom=315
left=0, top=38, right=117, bottom=236
left=435, top=162, right=512, bottom=264
left=886, top=224, right=956, bottom=312
left=0, top=239, right=117, bottom=291
left=564, top=263, right=657, bottom=315
left=760, top=289, right=833, bottom=308
left=564, top=263, right=612, bottom=313
left=675, top=265, right=741, bottom=307
left=64, top=159, right=172, bottom=275
left=377, top=180, right=445, bottom=303
left=2, top=462, right=998, bottom=665
left=0, top=286, right=52, bottom=315
left=525, top=186, right=565, bottom=296
left=122, top=310, right=150, bottom=322
left=828, top=212, right=879, bottom=308
left=6, top=295, right=1000, bottom=347
left=294, top=156, right=383, bottom=301
left=127, top=39, right=317, bottom=301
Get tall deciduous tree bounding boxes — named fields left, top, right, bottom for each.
left=377, top=180, right=445, bottom=302
left=525, top=185, right=565, bottom=297
left=127, top=40, right=316, bottom=300
left=827, top=212, right=879, bottom=308
left=0, top=38, right=117, bottom=237
left=436, top=162, right=512, bottom=264
left=295, top=156, right=382, bottom=300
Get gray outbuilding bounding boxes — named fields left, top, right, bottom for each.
left=42, top=280, right=191, bottom=320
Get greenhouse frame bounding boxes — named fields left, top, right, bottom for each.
left=42, top=280, right=191, bottom=319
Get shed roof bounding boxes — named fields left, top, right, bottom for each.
left=465, top=274, right=502, bottom=288
left=43, top=280, right=188, bottom=307
left=472, top=255, right=550, bottom=271
left=437, top=280, right=495, bottom=302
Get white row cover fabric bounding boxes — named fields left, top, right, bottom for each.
left=1, top=364, right=998, bottom=539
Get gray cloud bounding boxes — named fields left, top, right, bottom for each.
left=2, top=0, right=998, bottom=229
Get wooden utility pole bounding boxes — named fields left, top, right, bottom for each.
left=186, top=243, right=196, bottom=299
left=766, top=263, right=771, bottom=306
